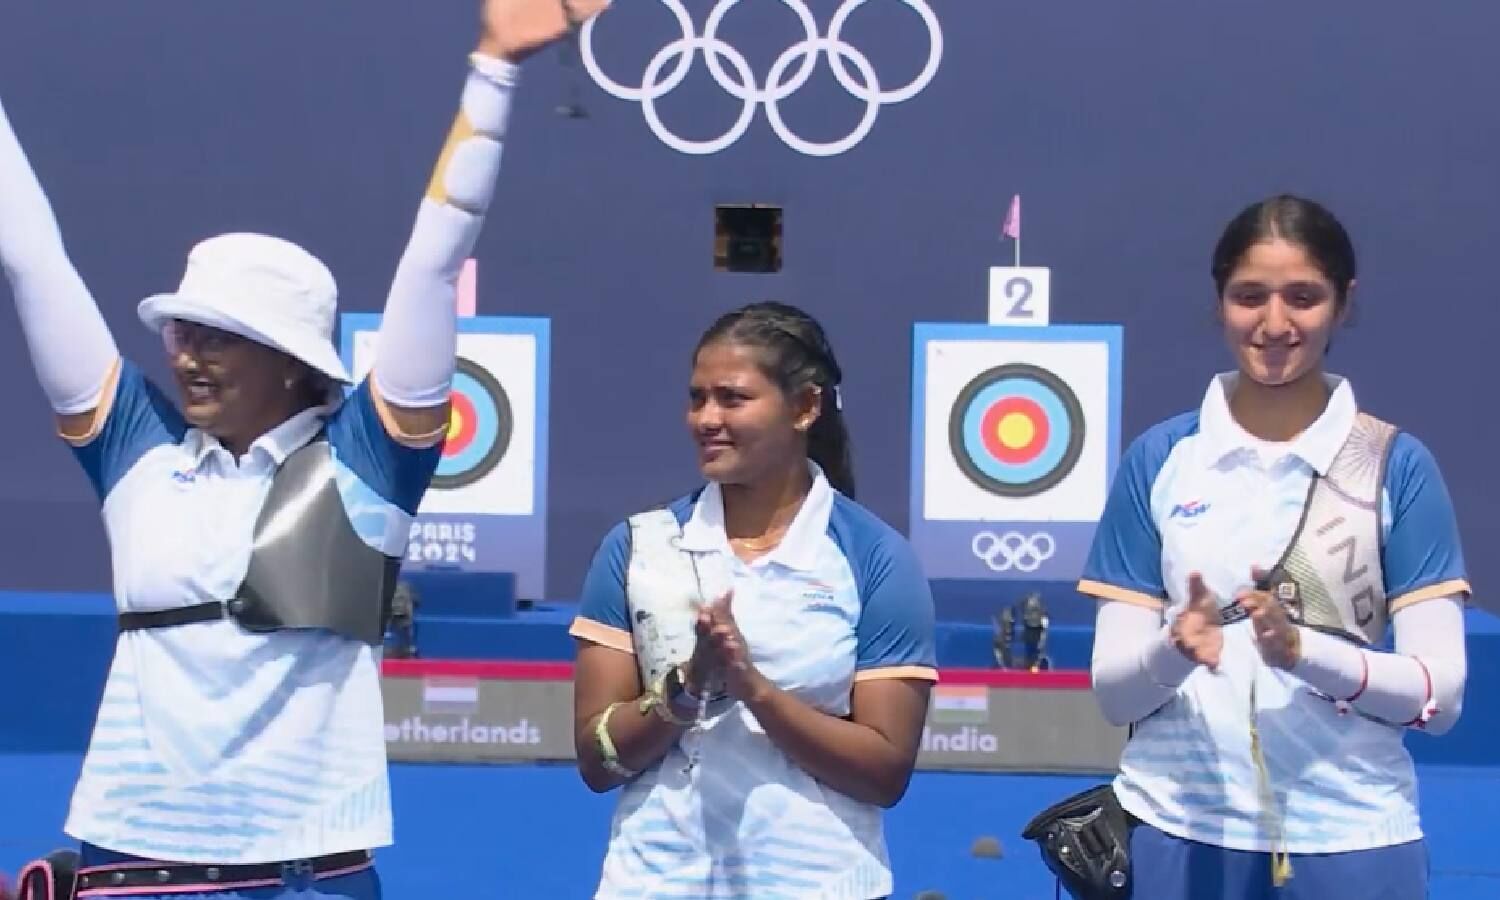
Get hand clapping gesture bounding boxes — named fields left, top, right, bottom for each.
left=1237, top=567, right=1302, bottom=670
left=693, top=591, right=773, bottom=704
left=1172, top=572, right=1225, bottom=670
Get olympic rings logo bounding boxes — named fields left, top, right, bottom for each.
left=971, top=531, right=1056, bottom=573
left=579, top=0, right=944, bottom=157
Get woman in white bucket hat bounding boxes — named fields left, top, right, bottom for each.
left=0, top=1, right=608, bottom=897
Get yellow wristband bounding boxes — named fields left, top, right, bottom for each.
left=594, top=701, right=636, bottom=779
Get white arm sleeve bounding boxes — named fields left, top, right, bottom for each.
left=1091, top=600, right=1199, bottom=727
left=372, top=54, right=518, bottom=409
left=0, top=98, right=119, bottom=415
left=1291, top=596, right=1467, bottom=734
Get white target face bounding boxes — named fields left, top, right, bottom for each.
left=922, top=336, right=1113, bottom=523
left=351, top=329, right=536, bottom=516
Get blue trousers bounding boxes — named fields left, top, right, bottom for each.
left=1129, top=823, right=1428, bottom=900
left=76, top=844, right=382, bottom=900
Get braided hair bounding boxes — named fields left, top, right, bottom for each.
left=694, top=301, right=856, bottom=498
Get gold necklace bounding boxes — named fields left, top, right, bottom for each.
left=729, top=530, right=785, bottom=551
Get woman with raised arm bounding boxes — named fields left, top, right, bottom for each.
left=0, top=1, right=606, bottom=897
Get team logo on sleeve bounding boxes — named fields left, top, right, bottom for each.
left=434, top=357, right=513, bottom=491
left=948, top=363, right=1085, bottom=498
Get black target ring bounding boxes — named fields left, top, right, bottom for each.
left=947, top=362, right=1086, bottom=498
left=432, top=356, right=512, bottom=490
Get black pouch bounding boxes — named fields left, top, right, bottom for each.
left=1021, top=784, right=1132, bottom=899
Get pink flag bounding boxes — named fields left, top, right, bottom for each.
left=456, top=258, right=478, bottom=318
left=1002, top=194, right=1021, bottom=240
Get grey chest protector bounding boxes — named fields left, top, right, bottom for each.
left=117, top=436, right=402, bottom=646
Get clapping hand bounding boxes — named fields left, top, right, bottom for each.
left=1172, top=572, right=1224, bottom=670
left=695, top=590, right=772, bottom=703
left=1237, top=567, right=1302, bottom=670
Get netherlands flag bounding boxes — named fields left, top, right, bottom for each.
left=422, top=676, right=480, bottom=716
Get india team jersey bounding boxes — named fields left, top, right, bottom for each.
left=1079, top=374, right=1469, bottom=853
left=64, top=360, right=439, bottom=864
left=570, top=468, right=938, bottom=899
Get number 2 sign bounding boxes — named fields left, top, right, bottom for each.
left=987, top=267, right=1051, bottom=327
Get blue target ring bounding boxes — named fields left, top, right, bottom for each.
left=432, top=357, right=511, bottom=490
left=948, top=363, right=1085, bottom=497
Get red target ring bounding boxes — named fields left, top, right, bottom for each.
left=980, top=397, right=1049, bottom=464
left=949, top=363, right=1086, bottom=498
left=445, top=392, right=479, bottom=457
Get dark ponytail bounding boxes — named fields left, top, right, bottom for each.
left=806, top=389, right=855, bottom=499
left=695, top=301, right=857, bottom=498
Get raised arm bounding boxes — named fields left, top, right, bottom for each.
left=0, top=98, right=120, bottom=441
left=369, top=0, right=608, bottom=444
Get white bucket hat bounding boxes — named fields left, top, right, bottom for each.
left=137, top=232, right=352, bottom=384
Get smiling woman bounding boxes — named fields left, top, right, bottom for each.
left=145, top=246, right=346, bottom=455
left=1066, top=195, right=1471, bottom=900
left=0, top=1, right=610, bottom=898
left=568, top=301, right=936, bottom=900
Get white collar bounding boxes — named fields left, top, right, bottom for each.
left=183, top=404, right=326, bottom=468
left=1196, top=372, right=1357, bottom=475
left=678, top=462, right=835, bottom=571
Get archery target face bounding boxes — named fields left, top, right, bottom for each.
left=351, top=329, right=536, bottom=516
left=923, top=338, right=1109, bottom=521
left=435, top=357, right=512, bottom=490
left=949, top=363, right=1085, bottom=497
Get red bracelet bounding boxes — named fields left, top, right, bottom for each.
left=1334, top=653, right=1370, bottom=715
left=1400, top=658, right=1439, bottom=729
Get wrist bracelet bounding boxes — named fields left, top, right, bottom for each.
left=1333, top=652, right=1370, bottom=715
left=1400, top=657, right=1439, bottom=729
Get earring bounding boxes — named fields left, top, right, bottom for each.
left=284, top=377, right=296, bottom=390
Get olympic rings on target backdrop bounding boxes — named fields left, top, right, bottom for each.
left=434, top=357, right=513, bottom=491
left=948, top=363, right=1086, bottom=498
left=579, top=0, right=943, bottom=157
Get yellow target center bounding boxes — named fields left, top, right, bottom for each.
left=996, top=412, right=1035, bottom=449
left=447, top=407, right=465, bottom=441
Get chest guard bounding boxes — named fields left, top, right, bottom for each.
left=230, top=436, right=402, bottom=646
left=117, top=436, right=402, bottom=646
left=1225, top=412, right=1399, bottom=645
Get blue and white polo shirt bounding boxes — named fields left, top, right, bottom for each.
left=64, top=360, right=439, bottom=864
left=1080, top=373, right=1470, bottom=853
left=570, top=466, right=938, bottom=899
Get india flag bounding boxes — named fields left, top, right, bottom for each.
left=932, top=684, right=990, bottom=724
left=422, top=676, right=480, bottom=716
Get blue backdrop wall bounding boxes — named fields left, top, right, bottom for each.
left=0, top=2, right=1495, bottom=606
